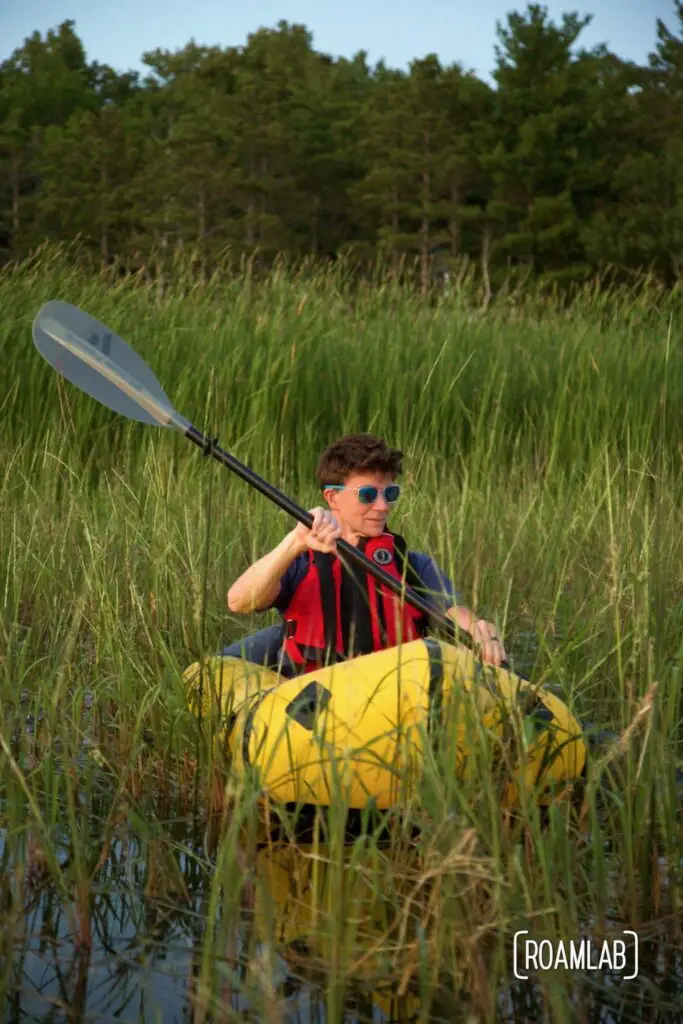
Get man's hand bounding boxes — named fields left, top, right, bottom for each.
left=293, top=507, right=343, bottom=554
left=470, top=618, right=507, bottom=667
left=448, top=605, right=507, bottom=666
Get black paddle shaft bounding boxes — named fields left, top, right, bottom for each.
left=185, top=424, right=462, bottom=643
left=31, top=299, right=496, bottom=665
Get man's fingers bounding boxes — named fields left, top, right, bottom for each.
left=310, top=508, right=322, bottom=533
left=472, top=620, right=506, bottom=666
left=301, top=507, right=341, bottom=552
left=318, top=516, right=341, bottom=540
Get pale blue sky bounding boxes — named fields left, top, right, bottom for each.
left=1, top=1, right=677, bottom=83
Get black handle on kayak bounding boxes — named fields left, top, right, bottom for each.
left=186, top=425, right=473, bottom=647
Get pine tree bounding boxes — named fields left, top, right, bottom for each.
left=483, top=4, right=613, bottom=284
left=3, top=8, right=680, bottom=284
left=27, top=105, right=142, bottom=263
left=0, top=21, right=97, bottom=255
left=581, top=4, right=683, bottom=282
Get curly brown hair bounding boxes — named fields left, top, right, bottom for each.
left=315, top=434, right=403, bottom=489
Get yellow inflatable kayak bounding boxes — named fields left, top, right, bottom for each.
left=251, top=835, right=422, bottom=1019
left=183, top=638, right=586, bottom=810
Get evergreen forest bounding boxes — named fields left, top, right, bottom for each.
left=2, top=3, right=683, bottom=293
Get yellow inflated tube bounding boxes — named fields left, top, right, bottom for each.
left=183, top=638, right=586, bottom=810
left=251, top=836, right=422, bottom=1020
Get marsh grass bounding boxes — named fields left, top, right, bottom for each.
left=0, top=246, right=682, bottom=1021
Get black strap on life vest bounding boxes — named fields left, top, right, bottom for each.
left=313, top=550, right=339, bottom=665
left=393, top=534, right=424, bottom=590
left=304, top=533, right=432, bottom=662
left=339, top=536, right=376, bottom=657
left=393, top=534, right=430, bottom=633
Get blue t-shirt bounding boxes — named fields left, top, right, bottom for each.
left=271, top=550, right=460, bottom=617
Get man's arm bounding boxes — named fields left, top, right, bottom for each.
left=227, top=530, right=304, bottom=613
left=446, top=603, right=507, bottom=667
left=408, top=552, right=507, bottom=666
left=227, top=507, right=342, bottom=614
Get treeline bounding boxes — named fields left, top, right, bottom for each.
left=1, top=3, right=683, bottom=292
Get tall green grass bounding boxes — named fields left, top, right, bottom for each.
left=0, top=246, right=681, bottom=1022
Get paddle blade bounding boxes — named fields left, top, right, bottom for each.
left=32, top=300, right=188, bottom=429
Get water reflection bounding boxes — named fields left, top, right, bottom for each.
left=0, top=804, right=681, bottom=1023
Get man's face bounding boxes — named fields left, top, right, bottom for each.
left=323, top=471, right=398, bottom=538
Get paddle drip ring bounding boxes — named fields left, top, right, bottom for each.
left=203, top=435, right=219, bottom=456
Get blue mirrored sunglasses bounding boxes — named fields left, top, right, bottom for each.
left=325, top=484, right=401, bottom=505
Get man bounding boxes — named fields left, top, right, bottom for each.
left=225, top=434, right=506, bottom=674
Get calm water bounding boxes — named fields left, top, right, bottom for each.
left=1, top=798, right=682, bottom=1024
left=2, top=635, right=682, bottom=1023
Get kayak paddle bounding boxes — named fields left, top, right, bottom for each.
left=32, top=299, right=473, bottom=649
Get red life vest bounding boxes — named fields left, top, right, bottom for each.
left=281, top=531, right=430, bottom=673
